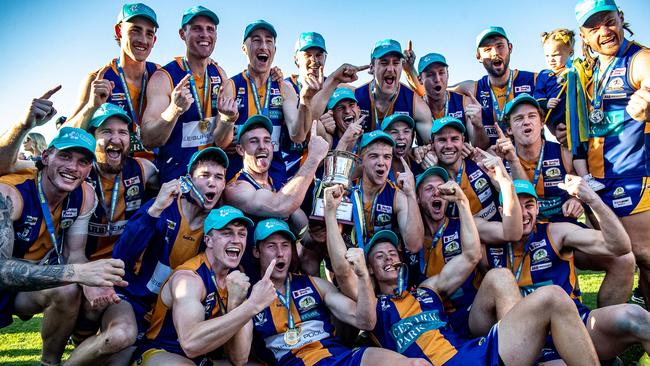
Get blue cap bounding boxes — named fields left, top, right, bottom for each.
left=503, top=93, right=541, bottom=120
left=327, top=88, right=357, bottom=110
left=243, top=20, right=277, bottom=42
left=431, top=116, right=466, bottom=136
left=187, top=147, right=229, bottom=174
left=499, top=179, right=539, bottom=205
left=254, top=218, right=296, bottom=244
left=364, top=230, right=399, bottom=258
left=181, top=6, right=219, bottom=28
left=575, top=0, right=618, bottom=26
left=371, top=39, right=404, bottom=59
left=415, top=166, right=450, bottom=190
left=417, top=53, right=448, bottom=75
left=381, top=114, right=415, bottom=132
left=88, top=103, right=131, bottom=131
left=117, top=3, right=158, bottom=28
left=204, top=205, right=253, bottom=234
left=295, top=32, right=326, bottom=53
left=476, top=26, right=509, bottom=48
left=236, top=115, right=274, bottom=144
left=48, top=127, right=96, bottom=159
left=360, top=130, right=396, bottom=151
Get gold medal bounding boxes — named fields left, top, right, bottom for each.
left=199, top=118, right=212, bottom=133
left=283, top=327, right=300, bottom=346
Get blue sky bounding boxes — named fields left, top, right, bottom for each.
left=1, top=0, right=648, bottom=141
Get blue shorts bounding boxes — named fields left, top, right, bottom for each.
left=117, top=292, right=151, bottom=335
left=447, top=305, right=472, bottom=339
left=445, top=323, right=502, bottom=366
left=596, top=176, right=650, bottom=217
left=279, top=345, right=367, bottom=366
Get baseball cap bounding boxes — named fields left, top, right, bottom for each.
left=499, top=179, right=539, bottom=205
left=327, top=88, right=357, bottom=110
left=117, top=3, right=158, bottom=28
left=236, top=115, right=274, bottom=143
left=187, top=147, right=229, bottom=174
left=415, top=166, right=450, bottom=190
left=243, top=20, right=277, bottom=42
left=364, top=230, right=399, bottom=258
left=371, top=39, right=404, bottom=59
left=431, top=116, right=466, bottom=135
left=204, top=205, right=253, bottom=234
left=503, top=93, right=541, bottom=119
left=181, top=6, right=219, bottom=28
left=88, top=103, right=131, bottom=131
left=575, top=0, right=618, bottom=26
left=476, top=26, right=509, bottom=48
left=381, top=114, right=415, bottom=132
left=254, top=218, right=296, bottom=243
left=48, top=127, right=96, bottom=159
left=417, top=53, right=448, bottom=75
left=360, top=130, right=396, bottom=151
left=295, top=32, right=326, bottom=53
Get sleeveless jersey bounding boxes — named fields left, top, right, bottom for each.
left=155, top=57, right=224, bottom=184
left=475, top=70, right=538, bottom=144
left=355, top=82, right=416, bottom=132
left=85, top=157, right=145, bottom=260
left=0, top=168, right=85, bottom=263
left=350, top=180, right=399, bottom=246
left=533, top=68, right=567, bottom=126
left=587, top=40, right=649, bottom=178
left=446, top=159, right=499, bottom=221
left=227, top=71, right=288, bottom=182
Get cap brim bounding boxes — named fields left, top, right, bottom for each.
left=364, top=230, right=399, bottom=257
left=373, top=50, right=404, bottom=59
left=256, top=228, right=296, bottom=243
left=431, top=121, right=466, bottom=135
left=122, top=14, right=159, bottom=28
left=298, top=44, right=326, bottom=53
left=53, top=143, right=96, bottom=159
left=416, top=167, right=449, bottom=189
left=578, top=5, right=618, bottom=25
left=244, top=24, right=277, bottom=41
left=327, top=96, right=357, bottom=110
left=236, top=117, right=273, bottom=143
left=477, top=31, right=508, bottom=48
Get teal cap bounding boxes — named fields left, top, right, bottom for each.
left=327, top=87, right=357, bottom=110
left=360, top=130, right=395, bottom=150
left=295, top=32, right=326, bottom=53
left=431, top=116, right=466, bottom=136
left=381, top=114, right=415, bottom=132
left=364, top=230, right=399, bottom=258
left=117, top=3, right=158, bottom=28
left=417, top=53, right=448, bottom=75
left=187, top=147, right=229, bottom=174
left=236, top=115, right=274, bottom=143
left=503, top=93, right=540, bottom=119
left=48, top=127, right=96, bottom=159
left=254, top=218, right=296, bottom=244
left=181, top=6, right=219, bottom=28
left=371, top=39, right=404, bottom=59
left=575, top=0, right=618, bottom=26
left=88, top=103, right=131, bottom=131
left=204, top=205, right=253, bottom=234
left=415, top=166, right=450, bottom=190
left=499, top=179, right=539, bottom=205
left=243, top=20, right=277, bottom=42
left=476, top=26, right=509, bottom=48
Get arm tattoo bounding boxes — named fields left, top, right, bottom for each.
left=0, top=193, right=15, bottom=259
left=0, top=259, right=75, bottom=291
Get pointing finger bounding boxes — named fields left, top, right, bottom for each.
left=318, top=66, right=324, bottom=84
left=178, top=74, right=192, bottom=88
left=408, top=40, right=413, bottom=52
left=263, top=259, right=276, bottom=281
left=40, top=85, right=62, bottom=100
left=95, top=65, right=111, bottom=81
left=355, top=64, right=370, bottom=72
left=399, top=156, right=411, bottom=173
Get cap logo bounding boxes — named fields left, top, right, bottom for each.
left=265, top=221, right=275, bottom=228
left=130, top=4, right=139, bottom=12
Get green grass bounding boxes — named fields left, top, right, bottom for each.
left=0, top=272, right=645, bottom=365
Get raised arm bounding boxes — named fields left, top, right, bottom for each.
left=463, top=94, right=490, bottom=149
left=422, top=181, right=481, bottom=297
left=65, top=66, right=113, bottom=129
left=413, top=95, right=432, bottom=144
left=140, top=71, right=192, bottom=148
left=290, top=68, right=323, bottom=144
left=395, top=157, right=424, bottom=253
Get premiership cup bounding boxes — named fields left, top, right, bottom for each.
left=322, top=150, right=360, bottom=189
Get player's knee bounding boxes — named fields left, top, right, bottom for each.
left=631, top=243, right=650, bottom=269
left=535, top=285, right=573, bottom=311
left=103, top=323, right=137, bottom=353
left=483, top=268, right=516, bottom=288
left=614, top=304, right=650, bottom=336
left=48, top=284, right=81, bottom=310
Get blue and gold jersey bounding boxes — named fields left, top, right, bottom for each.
left=518, top=140, right=570, bottom=221
left=475, top=70, right=538, bottom=144
left=0, top=168, right=85, bottom=262
left=587, top=40, right=648, bottom=179
left=252, top=274, right=351, bottom=366
left=350, top=180, right=399, bottom=245
left=447, top=159, right=499, bottom=221
left=534, top=68, right=567, bottom=126
left=155, top=57, right=224, bottom=184
left=86, top=157, right=145, bottom=260
left=140, top=253, right=226, bottom=361
left=431, top=91, right=467, bottom=125
left=227, top=71, right=288, bottom=182
left=355, top=82, right=416, bottom=132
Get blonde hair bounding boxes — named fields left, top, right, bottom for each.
left=27, top=132, right=48, bottom=156
left=541, top=28, right=576, bottom=50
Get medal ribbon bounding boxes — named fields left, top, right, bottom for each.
left=277, top=274, right=295, bottom=331
left=488, top=70, right=513, bottom=126
left=37, top=172, right=63, bottom=264
left=210, top=271, right=228, bottom=316
left=371, top=79, right=399, bottom=129
left=591, top=41, right=625, bottom=110
left=449, top=162, right=464, bottom=217
left=420, top=218, right=449, bottom=275
left=182, top=58, right=210, bottom=120
left=507, top=233, right=535, bottom=283
left=529, top=142, right=545, bottom=188
left=94, top=166, right=121, bottom=236
left=115, top=58, right=147, bottom=126
left=180, top=175, right=206, bottom=206
left=358, top=180, right=381, bottom=237
left=246, top=71, right=272, bottom=117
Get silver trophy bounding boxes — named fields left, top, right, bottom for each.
left=322, top=150, right=361, bottom=189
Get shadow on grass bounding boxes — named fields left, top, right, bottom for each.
left=0, top=348, right=41, bottom=358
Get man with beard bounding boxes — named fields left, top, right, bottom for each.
left=380, top=114, right=424, bottom=181
left=61, top=103, right=159, bottom=366
left=141, top=6, right=237, bottom=184
left=223, top=116, right=328, bottom=276
left=67, top=3, right=159, bottom=159
left=112, top=146, right=229, bottom=335
left=132, top=206, right=277, bottom=365
left=574, top=0, right=650, bottom=310
left=430, top=117, right=501, bottom=220
left=220, top=20, right=315, bottom=182
left=0, top=102, right=101, bottom=365
left=485, top=178, right=650, bottom=363
left=349, top=130, right=423, bottom=251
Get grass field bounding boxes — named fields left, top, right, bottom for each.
left=0, top=272, right=644, bottom=365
